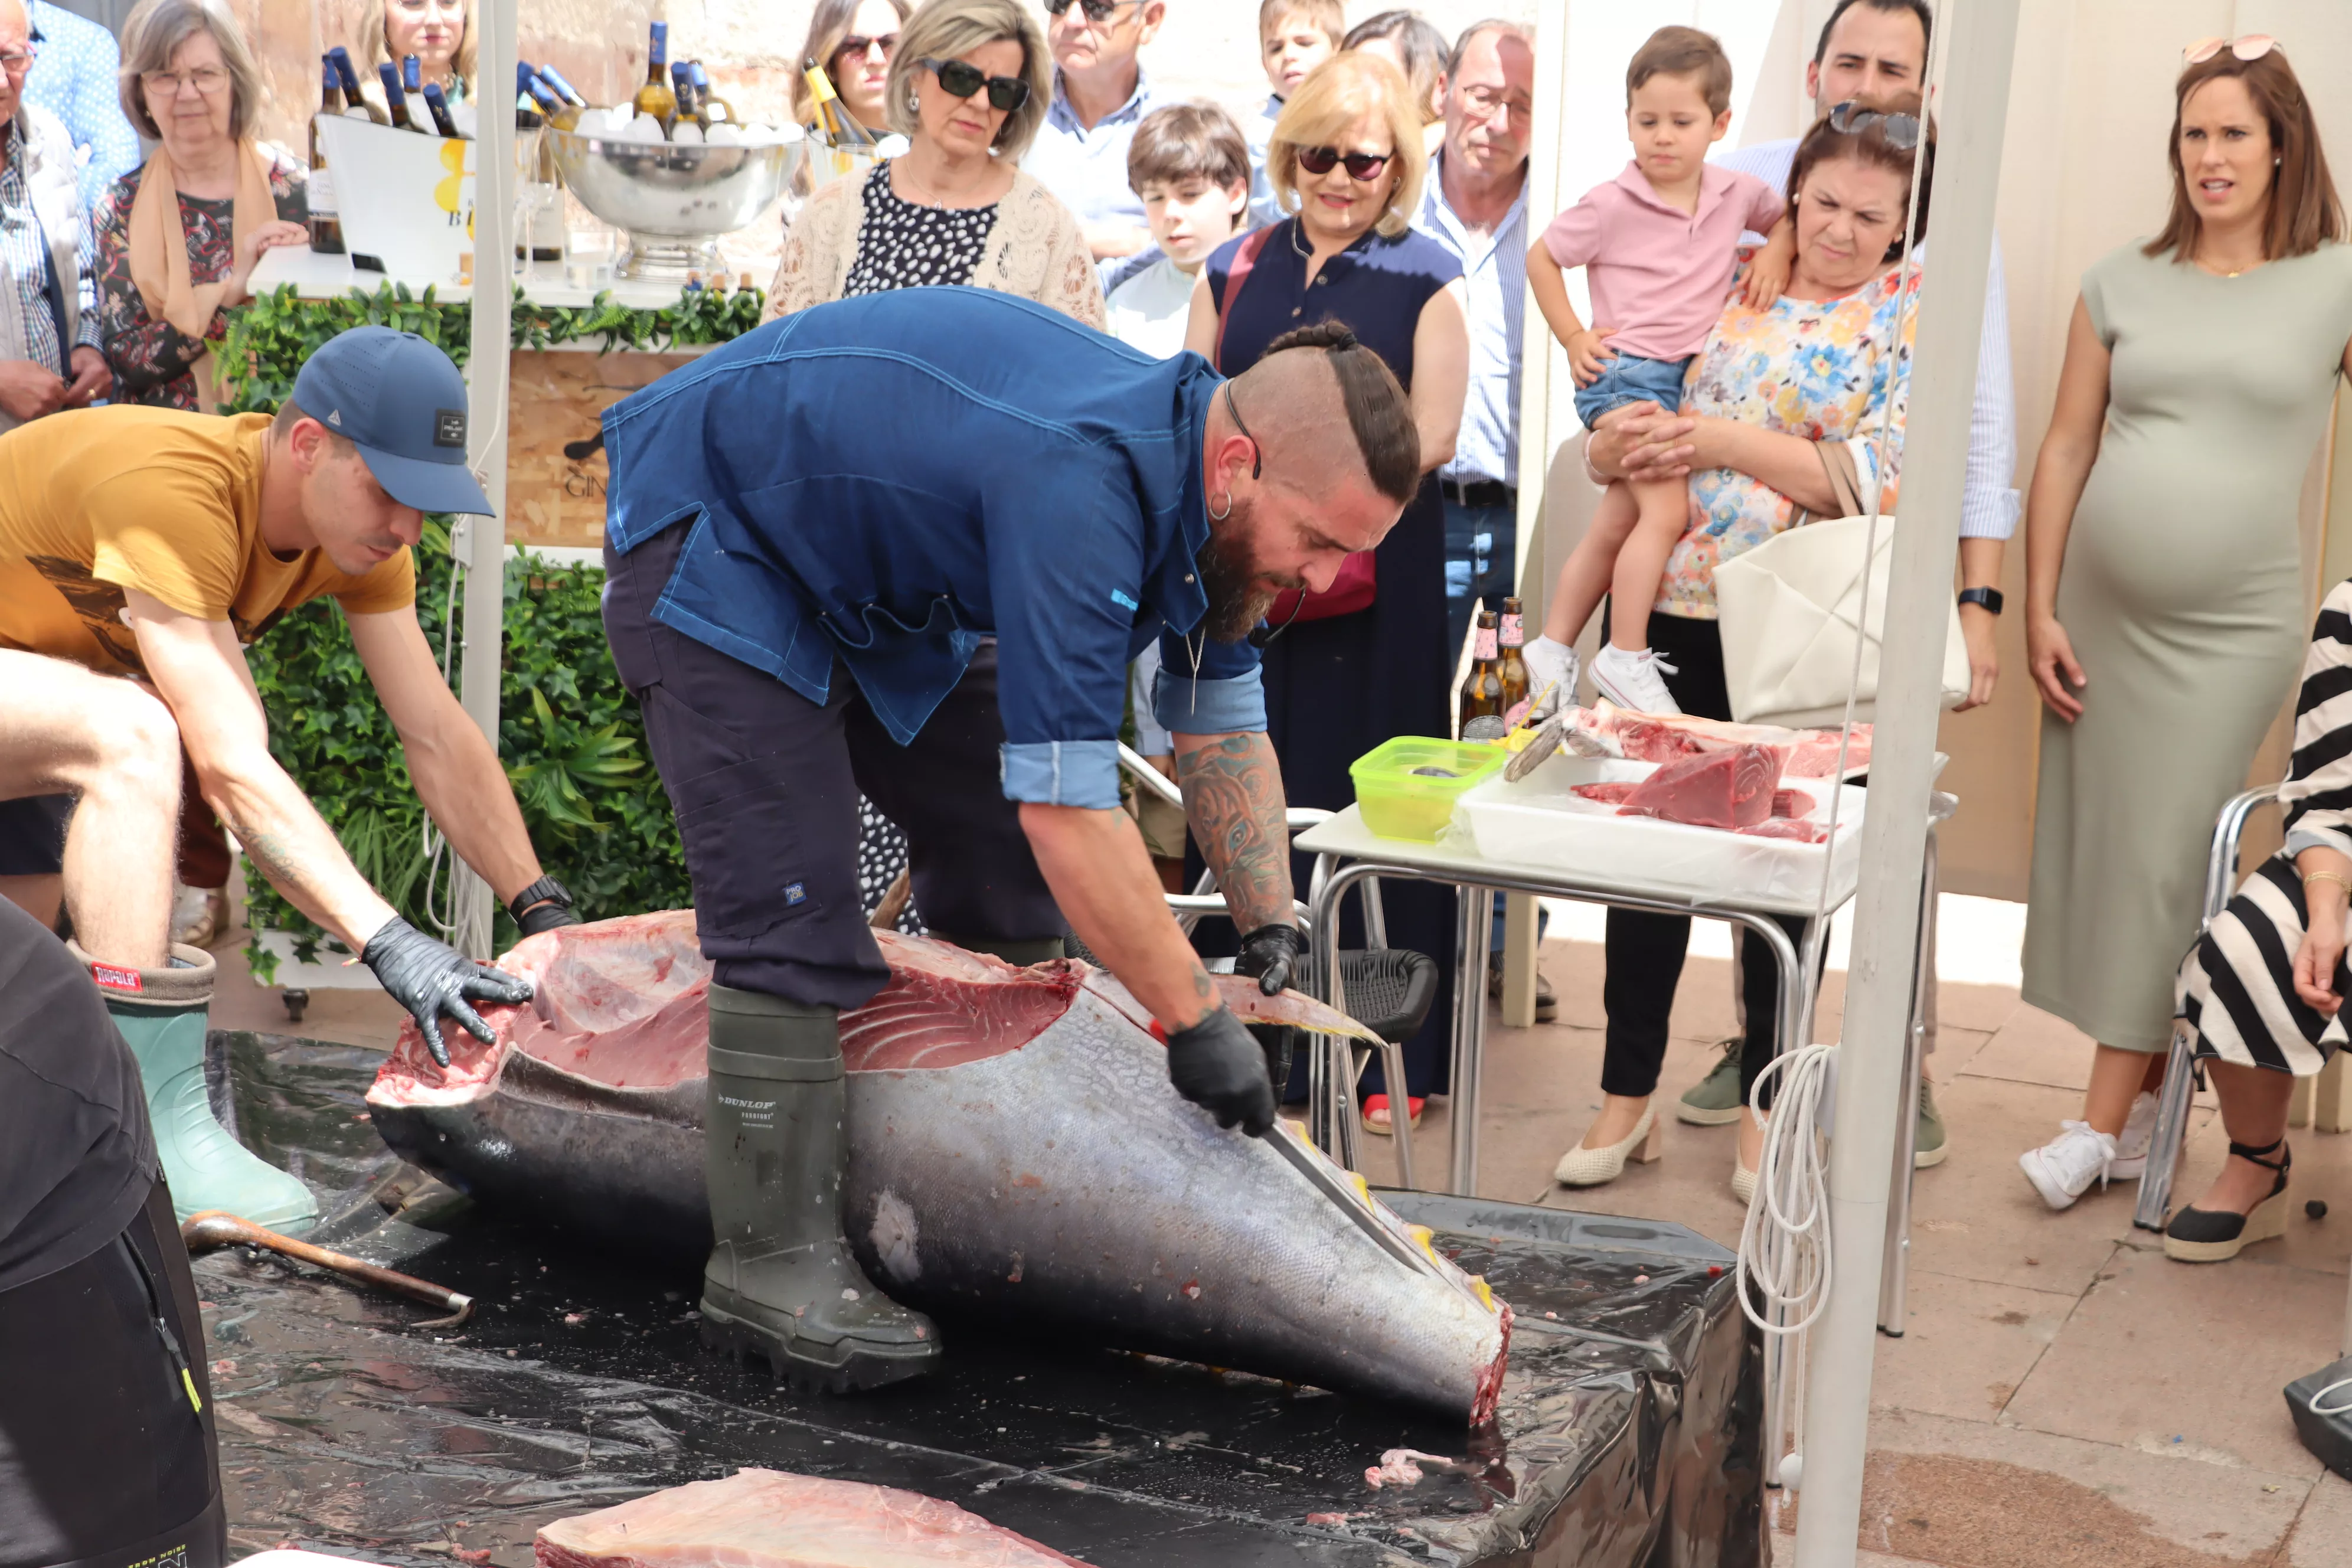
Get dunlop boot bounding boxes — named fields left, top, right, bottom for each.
left=77, top=941, right=319, bottom=1234
left=698, top=984, right=942, bottom=1391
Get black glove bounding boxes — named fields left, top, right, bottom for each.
left=1234, top=923, right=1305, bottom=996
left=361, top=915, right=535, bottom=1069
left=508, top=876, right=580, bottom=938
left=1165, top=1005, right=1276, bottom=1136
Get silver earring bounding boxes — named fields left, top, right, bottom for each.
left=1207, top=491, right=1231, bottom=520
left=910, top=92, right=921, bottom=113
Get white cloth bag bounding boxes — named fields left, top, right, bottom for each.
left=1713, top=513, right=1969, bottom=728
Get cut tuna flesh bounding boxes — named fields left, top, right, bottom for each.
left=1615, top=744, right=1787, bottom=830
left=1771, top=789, right=1807, bottom=819
left=535, top=1468, right=1091, bottom=1568
left=367, top=914, right=1513, bottom=1423
left=1571, top=782, right=1639, bottom=805
left=1736, top=818, right=1830, bottom=844
left=1560, top=704, right=1870, bottom=777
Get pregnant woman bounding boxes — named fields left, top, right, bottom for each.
left=2018, top=37, right=2352, bottom=1212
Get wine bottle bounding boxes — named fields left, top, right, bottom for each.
left=378, top=61, right=417, bottom=131
left=802, top=54, right=871, bottom=148
left=633, top=22, right=678, bottom=133
left=1460, top=607, right=1504, bottom=727
left=537, top=64, right=590, bottom=113
left=401, top=55, right=433, bottom=133
left=526, top=74, right=573, bottom=129
left=688, top=63, right=733, bottom=126
left=422, top=81, right=462, bottom=138
left=330, top=46, right=387, bottom=124
left=1497, top=596, right=1530, bottom=716
left=308, top=56, right=345, bottom=254
left=669, top=61, right=701, bottom=128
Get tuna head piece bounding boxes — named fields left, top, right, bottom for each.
left=367, top=913, right=1513, bottom=1423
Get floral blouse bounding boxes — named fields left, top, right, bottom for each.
left=92, top=150, right=306, bottom=410
left=1656, top=256, right=1920, bottom=619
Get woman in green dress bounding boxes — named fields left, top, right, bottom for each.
left=2018, top=37, right=2352, bottom=1213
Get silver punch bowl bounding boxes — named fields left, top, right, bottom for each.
left=548, top=128, right=803, bottom=279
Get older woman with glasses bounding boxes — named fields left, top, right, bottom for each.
left=1183, top=50, right=1469, bottom=1132
left=795, top=0, right=908, bottom=139
left=92, top=0, right=303, bottom=411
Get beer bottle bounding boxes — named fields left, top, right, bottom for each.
left=633, top=22, right=678, bottom=133
left=308, top=57, right=345, bottom=253
left=1497, top=596, right=1530, bottom=716
left=1460, top=607, right=1504, bottom=728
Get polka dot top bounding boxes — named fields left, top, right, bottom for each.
left=841, top=162, right=1001, bottom=297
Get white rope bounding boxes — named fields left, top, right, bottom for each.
left=1736, top=1041, right=1839, bottom=1337
left=418, top=529, right=468, bottom=940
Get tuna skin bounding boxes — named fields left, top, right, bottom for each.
left=368, top=914, right=1511, bottom=1424
left=535, top=1467, right=1093, bottom=1568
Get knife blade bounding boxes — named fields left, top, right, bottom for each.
left=1259, top=1118, right=1447, bottom=1280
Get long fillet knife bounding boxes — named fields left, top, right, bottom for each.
left=1259, top=1119, right=1449, bottom=1280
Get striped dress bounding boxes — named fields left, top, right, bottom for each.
left=2175, top=578, right=2352, bottom=1075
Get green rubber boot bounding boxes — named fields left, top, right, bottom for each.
left=929, top=932, right=1065, bottom=966
left=698, top=985, right=943, bottom=1391
left=77, top=941, right=319, bottom=1234
left=1677, top=1037, right=1746, bottom=1126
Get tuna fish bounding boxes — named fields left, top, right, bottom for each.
left=537, top=1468, right=1090, bottom=1568
left=367, top=913, right=1512, bottom=1423
left=1556, top=703, right=1872, bottom=777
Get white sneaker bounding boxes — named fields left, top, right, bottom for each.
left=1590, top=644, right=1682, bottom=716
left=2018, top=1121, right=2119, bottom=1211
left=1520, top=635, right=1580, bottom=721
left=2108, top=1090, right=2160, bottom=1180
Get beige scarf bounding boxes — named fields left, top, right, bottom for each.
left=128, top=140, right=276, bottom=410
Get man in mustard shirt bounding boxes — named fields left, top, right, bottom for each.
left=0, top=326, right=576, bottom=1232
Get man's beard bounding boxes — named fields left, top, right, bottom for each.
left=1198, top=499, right=1299, bottom=641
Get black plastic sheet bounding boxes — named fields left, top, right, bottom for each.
left=201, top=1031, right=1763, bottom=1567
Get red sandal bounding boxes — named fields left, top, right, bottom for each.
left=1361, top=1094, right=1425, bottom=1135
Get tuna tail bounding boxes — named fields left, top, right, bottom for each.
left=1214, top=977, right=1389, bottom=1048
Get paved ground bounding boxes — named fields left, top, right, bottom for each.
left=205, top=896, right=2352, bottom=1565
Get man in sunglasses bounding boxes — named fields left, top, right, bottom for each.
left=1024, top=0, right=1165, bottom=264
left=599, top=286, right=1419, bottom=1391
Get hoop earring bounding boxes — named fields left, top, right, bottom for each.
left=1208, top=491, right=1232, bottom=520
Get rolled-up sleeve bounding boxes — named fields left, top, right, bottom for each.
left=988, top=456, right=1148, bottom=809
left=1154, top=618, right=1263, bottom=735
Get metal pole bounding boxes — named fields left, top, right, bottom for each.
left=455, top=0, right=517, bottom=960
left=1448, top=886, right=1492, bottom=1195
left=1792, top=2, right=2021, bottom=1560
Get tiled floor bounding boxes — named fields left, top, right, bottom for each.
left=204, top=897, right=2352, bottom=1563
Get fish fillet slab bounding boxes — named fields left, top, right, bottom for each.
left=535, top=1468, right=1092, bottom=1568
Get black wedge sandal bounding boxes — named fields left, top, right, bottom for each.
left=2163, top=1136, right=2291, bottom=1262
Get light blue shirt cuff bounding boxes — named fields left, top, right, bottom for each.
left=1958, top=488, right=2021, bottom=541
left=1154, top=667, right=1266, bottom=736
left=1001, top=740, right=1122, bottom=809
left=2284, top=827, right=2352, bottom=861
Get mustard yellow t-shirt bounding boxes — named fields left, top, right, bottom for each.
left=0, top=406, right=416, bottom=677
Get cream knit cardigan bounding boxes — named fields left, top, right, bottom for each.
left=764, top=165, right=1106, bottom=327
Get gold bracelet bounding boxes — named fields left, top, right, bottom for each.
left=2303, top=870, right=2350, bottom=897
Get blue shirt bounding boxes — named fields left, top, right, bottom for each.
left=1021, top=66, right=1159, bottom=232
left=602, top=288, right=1261, bottom=812
left=1413, top=152, right=1525, bottom=488
left=24, top=2, right=140, bottom=215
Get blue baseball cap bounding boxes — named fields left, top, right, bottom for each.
left=290, top=326, right=493, bottom=516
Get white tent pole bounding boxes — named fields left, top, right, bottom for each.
left=1791, top=0, right=2020, bottom=1561
left=455, top=0, right=517, bottom=960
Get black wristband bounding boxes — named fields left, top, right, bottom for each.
left=1958, top=587, right=2004, bottom=616
left=507, top=874, right=572, bottom=925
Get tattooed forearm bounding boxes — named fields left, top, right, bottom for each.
left=1176, top=731, right=1294, bottom=934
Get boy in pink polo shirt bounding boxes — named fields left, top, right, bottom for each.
left=1524, top=25, right=1784, bottom=716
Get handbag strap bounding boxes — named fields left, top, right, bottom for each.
left=1211, top=224, right=1277, bottom=372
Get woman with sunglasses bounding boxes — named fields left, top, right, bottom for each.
left=767, top=0, right=1101, bottom=937
left=792, top=0, right=909, bottom=142
left=2017, top=38, right=2352, bottom=1238
left=1182, top=50, right=1468, bottom=1135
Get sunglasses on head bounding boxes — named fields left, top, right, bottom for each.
left=2184, top=34, right=2280, bottom=65
left=1045, top=0, right=1133, bottom=21
left=1295, top=145, right=1391, bottom=181
left=1827, top=100, right=1922, bottom=150
left=920, top=56, right=1030, bottom=112
left=835, top=31, right=897, bottom=60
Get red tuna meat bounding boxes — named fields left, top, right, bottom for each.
left=536, top=1468, right=1092, bottom=1568
left=1572, top=782, right=1639, bottom=805
left=1770, top=789, right=1807, bottom=819
left=1616, top=744, right=1786, bottom=829
left=1737, top=818, right=1830, bottom=844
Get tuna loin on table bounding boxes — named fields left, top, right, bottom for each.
left=1560, top=703, right=1870, bottom=777
left=1613, top=744, right=1786, bottom=830
left=536, top=1468, right=1092, bottom=1568
left=367, top=913, right=1513, bottom=1423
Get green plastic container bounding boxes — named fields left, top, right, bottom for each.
left=1350, top=736, right=1507, bottom=842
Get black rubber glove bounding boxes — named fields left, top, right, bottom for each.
left=1234, top=923, right=1306, bottom=996
left=515, top=897, right=581, bottom=938
left=361, top=915, right=535, bottom=1069
left=1165, top=1005, right=1276, bottom=1136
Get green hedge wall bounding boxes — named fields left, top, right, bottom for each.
left=223, top=283, right=758, bottom=976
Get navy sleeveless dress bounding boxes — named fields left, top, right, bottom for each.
left=1206, top=218, right=1463, bottom=1098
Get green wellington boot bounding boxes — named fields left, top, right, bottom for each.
left=76, top=941, right=319, bottom=1234
left=1677, top=1037, right=1746, bottom=1126
left=698, top=984, right=943, bottom=1391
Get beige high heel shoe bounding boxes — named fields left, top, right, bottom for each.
left=1554, top=1104, right=1662, bottom=1188
left=1731, top=1160, right=1757, bottom=1205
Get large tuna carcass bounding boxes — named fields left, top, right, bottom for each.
left=366, top=912, right=1512, bottom=1423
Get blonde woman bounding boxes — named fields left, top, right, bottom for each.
left=793, top=0, right=910, bottom=138
left=1181, top=50, right=1468, bottom=1131
left=93, top=0, right=305, bottom=412
left=766, top=0, right=1101, bottom=324
left=361, top=0, right=475, bottom=103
